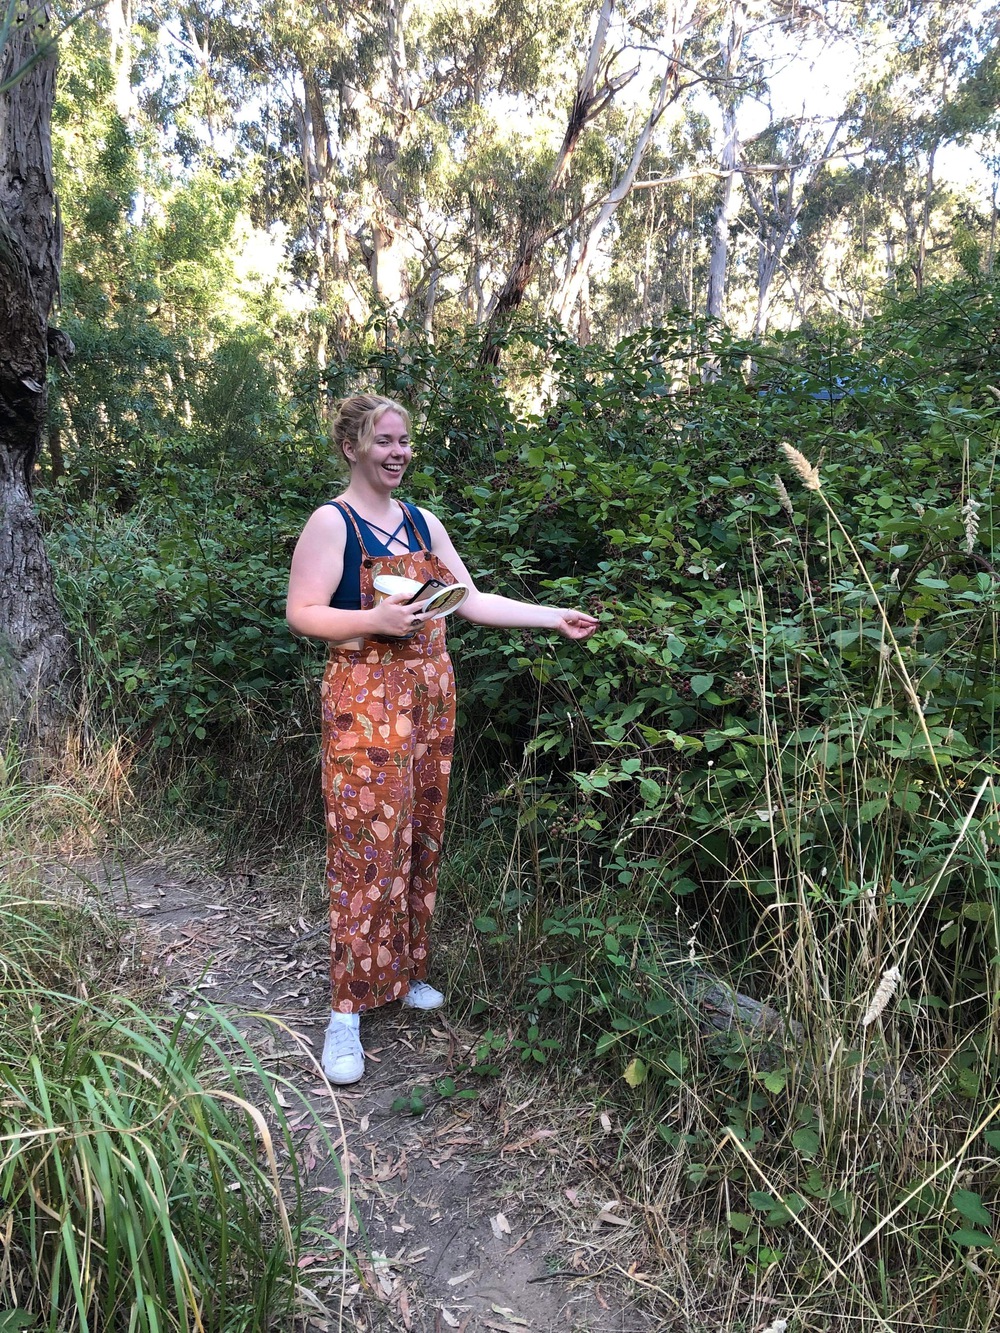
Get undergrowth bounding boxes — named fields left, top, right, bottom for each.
left=438, top=434, right=1000, bottom=1328
left=0, top=776, right=343, bottom=1331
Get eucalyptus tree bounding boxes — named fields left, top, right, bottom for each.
left=741, top=112, right=852, bottom=335
left=0, top=0, right=76, bottom=746
left=845, top=0, right=988, bottom=292
left=549, top=0, right=705, bottom=333
left=586, top=123, right=717, bottom=337
left=694, top=0, right=866, bottom=332
left=704, top=0, right=747, bottom=321
left=479, top=0, right=717, bottom=360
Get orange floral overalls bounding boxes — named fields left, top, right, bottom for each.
left=320, top=502, right=458, bottom=1013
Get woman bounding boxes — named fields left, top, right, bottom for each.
left=286, top=394, right=597, bottom=1085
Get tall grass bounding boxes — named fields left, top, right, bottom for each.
left=0, top=775, right=340, bottom=1332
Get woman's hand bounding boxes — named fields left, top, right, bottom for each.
left=371, top=592, right=429, bottom=638
left=550, top=609, right=600, bottom=640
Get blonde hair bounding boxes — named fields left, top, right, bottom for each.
left=331, top=394, right=411, bottom=464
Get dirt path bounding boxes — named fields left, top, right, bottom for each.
left=97, top=857, right=657, bottom=1333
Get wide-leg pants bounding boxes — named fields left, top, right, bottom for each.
left=320, top=645, right=456, bottom=1012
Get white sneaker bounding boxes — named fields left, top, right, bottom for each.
left=322, top=1012, right=364, bottom=1084
left=401, top=980, right=445, bottom=1011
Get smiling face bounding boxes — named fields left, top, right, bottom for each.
left=349, top=409, right=412, bottom=490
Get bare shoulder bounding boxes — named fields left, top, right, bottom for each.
left=304, top=501, right=348, bottom=537
left=292, top=502, right=349, bottom=564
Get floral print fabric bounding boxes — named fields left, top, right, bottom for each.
left=320, top=518, right=458, bottom=1012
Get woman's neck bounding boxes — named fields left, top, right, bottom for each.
left=339, top=478, right=400, bottom=519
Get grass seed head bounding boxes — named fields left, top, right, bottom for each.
left=963, top=496, right=981, bottom=554
left=779, top=442, right=821, bottom=492
left=773, top=474, right=794, bottom=516
left=861, top=964, right=901, bottom=1026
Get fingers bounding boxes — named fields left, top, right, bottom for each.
left=558, top=610, right=599, bottom=640
left=387, top=593, right=429, bottom=616
left=376, top=591, right=430, bottom=637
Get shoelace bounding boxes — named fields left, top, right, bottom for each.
left=325, top=1024, right=361, bottom=1058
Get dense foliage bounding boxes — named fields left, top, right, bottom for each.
left=42, top=0, right=1000, bottom=366
left=44, top=280, right=1000, bottom=832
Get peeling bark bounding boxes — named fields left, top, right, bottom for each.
left=0, top=2, right=76, bottom=750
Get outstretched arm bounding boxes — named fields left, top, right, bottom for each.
left=421, top=511, right=599, bottom=641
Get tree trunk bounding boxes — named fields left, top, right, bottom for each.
left=370, top=217, right=408, bottom=310
left=300, top=67, right=366, bottom=355
left=478, top=0, right=625, bottom=365
left=705, top=1, right=746, bottom=323
left=0, top=3, right=76, bottom=750
left=743, top=119, right=844, bottom=338
left=105, top=0, right=136, bottom=122
left=915, top=138, right=938, bottom=295
left=46, top=412, right=63, bottom=482
left=552, top=57, right=680, bottom=326
left=368, top=0, right=414, bottom=316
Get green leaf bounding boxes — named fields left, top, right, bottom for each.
left=690, top=674, right=715, bottom=697
left=962, top=902, right=993, bottom=923
left=792, top=1126, right=820, bottom=1157
left=0, top=1313, right=37, bottom=1332
left=664, top=1049, right=687, bottom=1075
left=951, top=1228, right=997, bottom=1249
left=858, top=799, right=887, bottom=819
left=748, top=1191, right=778, bottom=1212
left=952, top=1189, right=993, bottom=1229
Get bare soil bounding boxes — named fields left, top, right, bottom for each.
left=93, top=856, right=660, bottom=1333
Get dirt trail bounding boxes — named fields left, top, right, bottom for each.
left=97, top=858, right=656, bottom=1333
